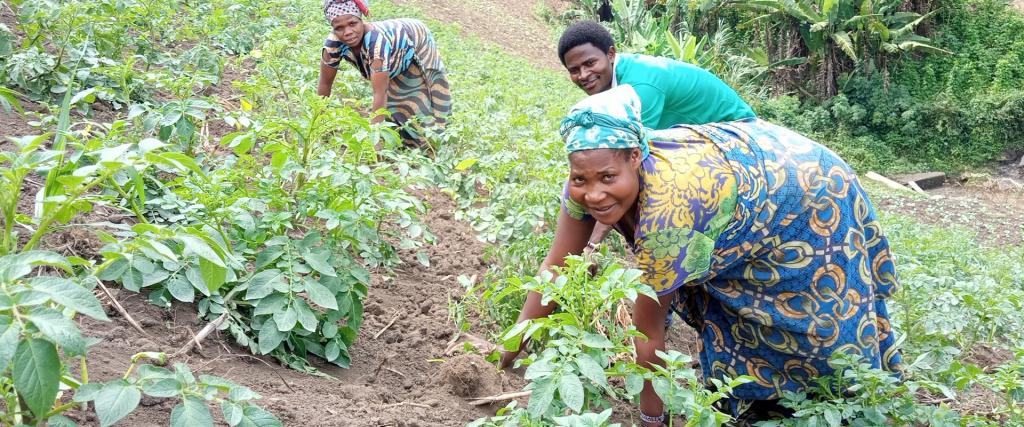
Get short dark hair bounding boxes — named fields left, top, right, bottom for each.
left=557, top=20, right=615, bottom=65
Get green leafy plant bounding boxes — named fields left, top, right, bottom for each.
left=0, top=251, right=106, bottom=425
left=759, top=353, right=961, bottom=427
left=500, top=256, right=653, bottom=418
left=76, top=353, right=282, bottom=427
left=643, top=350, right=748, bottom=426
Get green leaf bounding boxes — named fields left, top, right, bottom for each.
left=95, top=380, right=142, bottom=427
left=245, top=270, right=284, bottom=300
left=273, top=306, right=297, bottom=332
left=47, top=414, right=78, bottom=427
left=0, top=316, right=21, bottom=370
left=527, top=378, right=557, bottom=418
left=199, top=258, right=227, bottom=293
left=558, top=372, right=585, bottom=413
left=625, top=373, right=645, bottom=397
left=454, top=158, right=478, bottom=171
left=141, top=239, right=177, bottom=263
left=258, top=319, right=286, bottom=354
left=26, top=307, right=86, bottom=355
left=223, top=401, right=244, bottom=426
left=236, top=404, right=283, bottom=427
left=254, top=247, right=284, bottom=270
left=167, top=276, right=195, bottom=302
left=581, top=333, right=613, bottom=349
left=179, top=235, right=225, bottom=267
left=74, top=383, right=102, bottom=402
left=831, top=31, right=858, bottom=61
left=322, top=321, right=338, bottom=339
left=142, top=378, right=181, bottom=398
left=13, top=338, right=60, bottom=419
left=33, top=277, right=109, bottom=321
left=171, top=396, right=214, bottom=427
left=293, top=300, right=319, bottom=332
left=301, top=250, right=336, bottom=277
left=824, top=408, right=842, bottom=426
left=228, top=386, right=259, bottom=402
left=325, top=339, right=341, bottom=362
left=575, top=354, right=607, bottom=387
left=304, top=278, right=338, bottom=310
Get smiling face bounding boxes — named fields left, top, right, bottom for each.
left=331, top=14, right=365, bottom=49
left=567, top=148, right=642, bottom=225
left=563, top=43, right=616, bottom=95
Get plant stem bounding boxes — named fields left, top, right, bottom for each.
left=23, top=170, right=114, bottom=251
left=43, top=402, right=77, bottom=419
left=106, top=178, right=150, bottom=224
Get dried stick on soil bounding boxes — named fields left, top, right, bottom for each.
left=382, top=401, right=432, bottom=410
left=373, top=312, right=400, bottom=339
left=170, top=312, right=228, bottom=358
left=384, top=367, right=407, bottom=378
left=468, top=390, right=532, bottom=406
left=95, top=278, right=147, bottom=335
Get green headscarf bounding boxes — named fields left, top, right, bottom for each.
left=558, top=84, right=650, bottom=160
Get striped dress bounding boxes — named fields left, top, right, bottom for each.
left=323, top=18, right=451, bottom=148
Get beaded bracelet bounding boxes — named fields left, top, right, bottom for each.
left=586, top=241, right=599, bottom=250
left=639, top=412, right=665, bottom=424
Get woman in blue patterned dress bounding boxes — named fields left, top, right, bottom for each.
left=316, top=0, right=451, bottom=148
left=500, top=85, right=903, bottom=425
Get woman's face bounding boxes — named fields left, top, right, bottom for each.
left=567, top=148, right=643, bottom=225
left=331, top=14, right=365, bottom=49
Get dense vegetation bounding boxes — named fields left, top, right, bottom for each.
left=0, top=0, right=1021, bottom=425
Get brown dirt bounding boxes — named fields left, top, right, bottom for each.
left=1012, top=0, right=1024, bottom=13
left=442, top=354, right=504, bottom=398
left=873, top=173, right=1024, bottom=247
left=65, top=194, right=525, bottom=426
left=391, top=0, right=569, bottom=70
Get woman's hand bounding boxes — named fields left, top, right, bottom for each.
left=369, top=59, right=389, bottom=124
left=500, top=208, right=595, bottom=369
left=317, top=50, right=339, bottom=97
left=633, top=292, right=675, bottom=421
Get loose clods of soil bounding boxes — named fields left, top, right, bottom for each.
left=441, top=354, right=503, bottom=398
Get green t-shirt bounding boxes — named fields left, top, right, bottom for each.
left=614, top=53, right=755, bottom=129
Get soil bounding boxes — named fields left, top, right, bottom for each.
left=874, top=171, right=1024, bottom=247
left=391, top=0, right=570, bottom=70
left=64, top=194, right=525, bottom=426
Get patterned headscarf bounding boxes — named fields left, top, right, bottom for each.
left=324, top=0, right=369, bottom=22
left=559, top=84, right=650, bottom=160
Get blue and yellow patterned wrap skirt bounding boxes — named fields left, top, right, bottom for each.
left=564, top=118, right=903, bottom=402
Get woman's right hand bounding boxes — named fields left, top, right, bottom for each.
left=499, top=208, right=595, bottom=370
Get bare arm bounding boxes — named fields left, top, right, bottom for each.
left=317, top=50, right=339, bottom=97
left=633, top=292, right=675, bottom=425
left=369, top=58, right=389, bottom=124
left=499, top=207, right=594, bottom=368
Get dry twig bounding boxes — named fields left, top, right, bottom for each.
left=374, top=312, right=400, bottom=339
left=382, top=401, right=432, bottom=409
left=95, top=278, right=147, bottom=335
left=468, top=390, right=532, bottom=406
left=384, top=367, right=407, bottom=378
left=170, top=312, right=228, bottom=358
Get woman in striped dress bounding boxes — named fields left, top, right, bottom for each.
left=317, top=0, right=451, bottom=148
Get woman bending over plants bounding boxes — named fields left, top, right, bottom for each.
left=316, top=0, right=451, bottom=148
left=500, top=85, right=903, bottom=425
